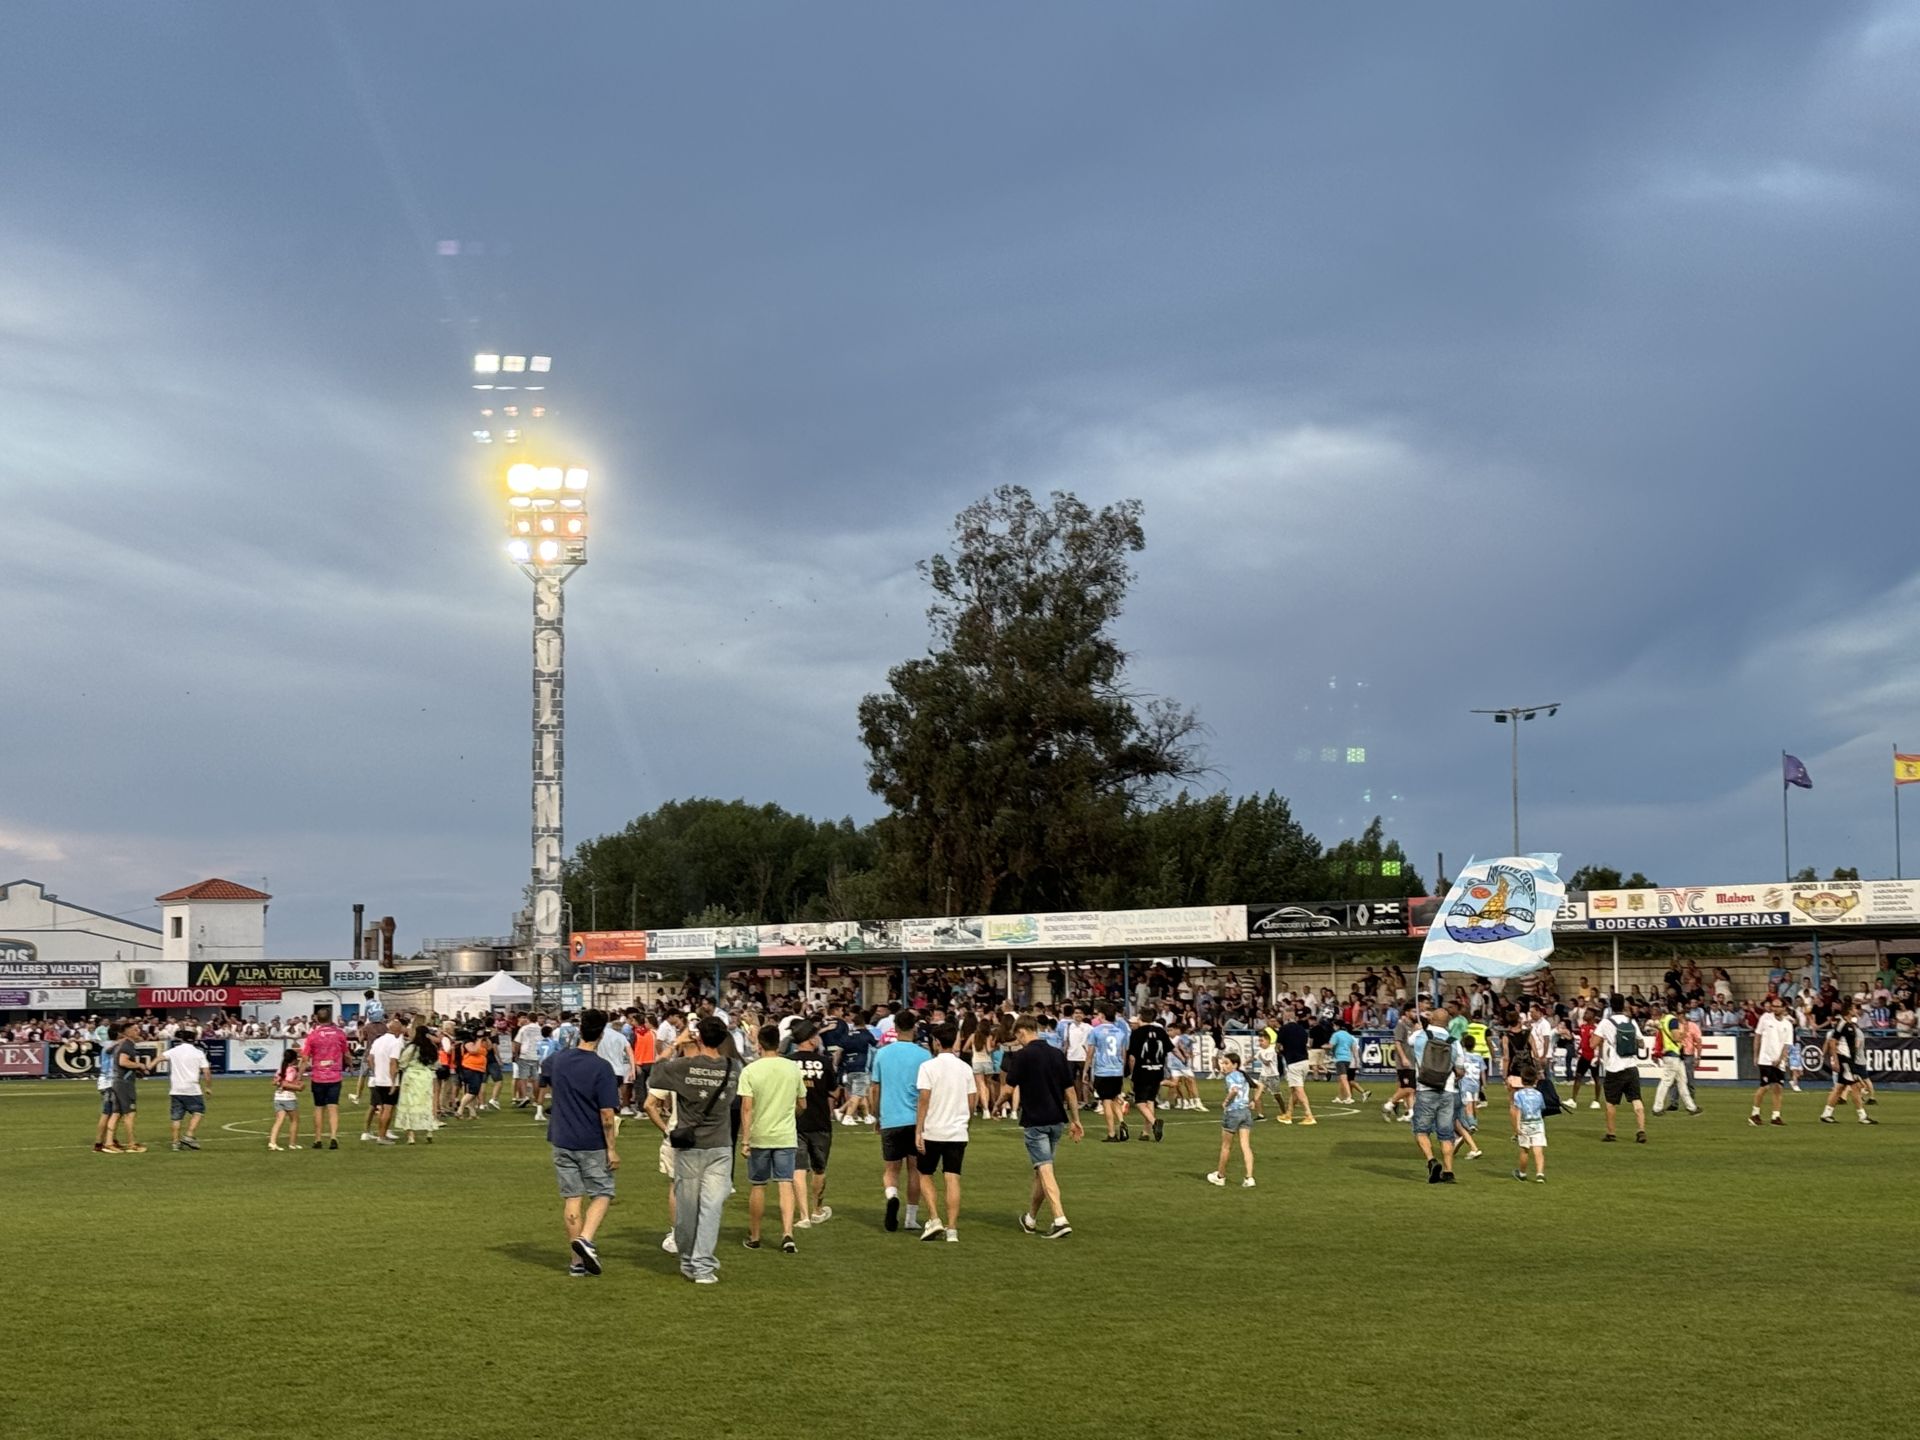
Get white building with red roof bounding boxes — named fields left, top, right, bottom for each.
left=156, top=878, right=271, bottom=969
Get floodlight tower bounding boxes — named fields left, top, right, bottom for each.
left=478, top=351, right=587, bottom=1004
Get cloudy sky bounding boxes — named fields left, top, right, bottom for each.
left=5, top=2, right=1918, bottom=954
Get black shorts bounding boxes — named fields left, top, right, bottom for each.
left=1574, top=1057, right=1598, bottom=1080
left=916, top=1140, right=966, bottom=1175
left=1834, top=1061, right=1865, bottom=1087
left=1396, top=1068, right=1417, bottom=1088
left=1071, top=1060, right=1087, bottom=1084
left=310, top=1081, right=342, bottom=1107
left=1758, top=1065, right=1786, bottom=1087
left=881, top=1125, right=917, bottom=1163
left=1131, top=1071, right=1163, bottom=1104
left=370, top=1085, right=399, bottom=1109
left=1093, top=1074, right=1124, bottom=1101
left=1602, top=1070, right=1641, bottom=1106
left=797, top=1128, right=831, bottom=1173
left=460, top=1070, right=484, bottom=1094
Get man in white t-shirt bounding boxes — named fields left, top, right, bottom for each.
left=163, top=1029, right=212, bottom=1152
left=1065, top=1009, right=1093, bottom=1110
left=1750, top=996, right=1794, bottom=1127
left=913, top=1022, right=975, bottom=1243
left=1594, top=995, right=1648, bottom=1144
left=363, top=1017, right=405, bottom=1144
left=513, top=1015, right=546, bottom=1107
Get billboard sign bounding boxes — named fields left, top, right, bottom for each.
left=137, top=987, right=281, bottom=1008
left=188, top=961, right=329, bottom=989
left=1584, top=885, right=1792, bottom=931
left=0, top=954, right=100, bottom=986
left=1248, top=900, right=1406, bottom=939
left=0, top=1043, right=46, bottom=1077
left=568, top=931, right=649, bottom=965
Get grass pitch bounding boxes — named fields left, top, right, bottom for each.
left=1, top=1078, right=1914, bottom=1440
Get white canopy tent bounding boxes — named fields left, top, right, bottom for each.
left=435, top=972, right=535, bottom=1015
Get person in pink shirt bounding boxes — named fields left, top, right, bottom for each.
left=301, top=1010, right=350, bottom=1150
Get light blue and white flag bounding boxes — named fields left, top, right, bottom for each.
left=1417, top=853, right=1564, bottom=981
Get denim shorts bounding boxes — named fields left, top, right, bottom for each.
left=844, top=1072, right=871, bottom=1097
left=1411, top=1089, right=1459, bottom=1138
left=552, top=1145, right=615, bottom=1200
left=747, top=1146, right=797, bottom=1185
left=1222, top=1107, right=1252, bottom=1133
left=1022, top=1123, right=1064, bottom=1167
left=168, top=1095, right=205, bottom=1121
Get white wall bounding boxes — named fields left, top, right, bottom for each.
left=0, top=880, right=164, bottom=967
left=162, top=899, right=266, bottom=968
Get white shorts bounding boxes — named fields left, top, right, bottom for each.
left=1518, top=1124, right=1546, bottom=1149
left=1285, top=1061, right=1310, bottom=1089
left=658, top=1140, right=675, bottom=1176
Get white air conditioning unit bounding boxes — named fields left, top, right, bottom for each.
left=129, top=968, right=154, bottom=985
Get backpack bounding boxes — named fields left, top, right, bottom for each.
left=1415, top=1032, right=1455, bottom=1089
left=1612, top=1015, right=1639, bottom=1060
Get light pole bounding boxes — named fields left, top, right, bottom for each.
left=498, top=453, right=591, bottom=1012
left=1470, top=703, right=1560, bottom=853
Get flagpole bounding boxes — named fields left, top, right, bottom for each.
left=1897, top=743, right=1904, bottom=881
left=1782, top=751, right=1791, bottom=881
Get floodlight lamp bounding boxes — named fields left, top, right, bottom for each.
left=531, top=496, right=556, bottom=510
left=507, top=539, right=531, bottom=563
left=1493, top=713, right=1508, bottom=723
left=563, top=467, right=589, bottom=490
left=474, top=353, right=501, bottom=374
left=1548, top=706, right=1559, bottom=717
left=503, top=355, right=527, bottom=373
left=473, top=384, right=494, bottom=391
left=559, top=496, right=583, bottom=510
left=565, top=517, right=584, bottom=535
left=508, top=495, right=533, bottom=510
left=503, top=429, right=521, bottom=442
left=472, top=430, right=491, bottom=442
left=514, top=518, right=533, bottom=534
left=537, top=466, right=563, bottom=491
left=503, top=406, right=518, bottom=417
left=507, top=463, right=538, bottom=493
left=536, top=539, right=560, bottom=562
left=530, top=355, right=551, bottom=372
left=523, top=385, right=545, bottom=391
left=539, top=516, right=557, bottom=534
left=530, top=406, right=546, bottom=418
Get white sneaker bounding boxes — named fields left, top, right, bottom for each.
left=1241, top=1177, right=1256, bottom=1188
left=920, top=1219, right=944, bottom=1242
left=486, top=1100, right=501, bottom=1111
left=618, top=1107, right=637, bottom=1118
left=1790, top=1082, right=1802, bottom=1092
left=795, top=1215, right=811, bottom=1229
left=944, top=1229, right=958, bottom=1243
left=532, top=1108, right=544, bottom=1121
left=267, top=1142, right=282, bottom=1151
left=863, top=1115, right=875, bottom=1125
left=840, top=1115, right=857, bottom=1127
left=359, top=1132, right=376, bottom=1142
left=1193, top=1103, right=1207, bottom=1112
left=1205, top=1172, right=1225, bottom=1187
left=1588, top=1101, right=1601, bottom=1110
left=661, top=1233, right=678, bottom=1254
left=810, top=1207, right=832, bottom=1224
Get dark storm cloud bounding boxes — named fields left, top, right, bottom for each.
left=2, top=1, right=1916, bottom=949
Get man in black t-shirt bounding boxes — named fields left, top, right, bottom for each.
left=1002, top=1016, right=1083, bottom=1239
left=1126, top=1014, right=1172, bottom=1143
left=1276, top=1012, right=1316, bottom=1125
left=791, top=1022, right=839, bottom=1223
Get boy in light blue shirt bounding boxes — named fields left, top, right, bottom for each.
left=1510, top=1063, right=1548, bottom=1183
left=1206, top=1052, right=1258, bottom=1188
left=871, top=1010, right=932, bottom=1232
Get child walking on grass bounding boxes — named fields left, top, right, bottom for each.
left=1511, top=1062, right=1548, bottom=1183
left=268, top=1049, right=302, bottom=1151
left=1206, top=1052, right=1258, bottom=1189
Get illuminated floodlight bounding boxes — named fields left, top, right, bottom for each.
left=474, top=353, right=501, bottom=374
left=480, top=408, right=494, bottom=417
left=530, top=355, right=551, bottom=372
left=531, top=496, right=556, bottom=510
left=503, top=355, right=527, bottom=373
left=563, top=467, right=589, bottom=491
left=523, top=385, right=545, bottom=392
left=538, top=516, right=557, bottom=534
left=503, top=405, right=519, bottom=417
left=565, top=517, right=584, bottom=535
left=506, top=538, right=531, bottom=562
left=508, top=495, right=533, bottom=510
left=536, top=539, right=560, bottom=562
left=503, top=429, right=521, bottom=442
left=471, top=430, right=492, bottom=443
left=530, top=406, right=546, bottom=418
left=494, top=384, right=516, bottom=392
left=507, top=463, right=538, bottom=493
left=537, top=466, right=563, bottom=491
left=559, top=496, right=583, bottom=510
left=473, top=383, right=494, bottom=391
left=513, top=518, right=533, bottom=535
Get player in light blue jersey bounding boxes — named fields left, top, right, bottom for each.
left=1087, top=1002, right=1131, bottom=1142
left=1454, top=1033, right=1487, bottom=1160
left=1510, top=1062, right=1548, bottom=1182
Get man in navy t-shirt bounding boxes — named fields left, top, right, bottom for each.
left=546, top=1008, right=621, bottom=1278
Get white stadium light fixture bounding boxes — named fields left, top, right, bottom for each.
left=507, top=463, right=538, bottom=493
left=508, top=495, right=533, bottom=509
left=530, top=355, right=551, bottom=372
left=531, top=496, right=556, bottom=510
left=506, top=538, right=531, bottom=562
left=536, top=539, right=560, bottom=562
left=563, top=467, right=589, bottom=490
left=514, top=518, right=533, bottom=535
left=538, top=516, right=557, bottom=533
left=503, top=355, right=527, bottom=373
left=473, top=383, right=494, bottom=391
left=474, top=353, right=501, bottom=374
left=537, top=466, right=563, bottom=491
left=559, top=496, right=583, bottom=510
left=565, top=517, right=584, bottom=535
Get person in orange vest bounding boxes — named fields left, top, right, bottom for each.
left=456, top=1029, right=490, bottom=1119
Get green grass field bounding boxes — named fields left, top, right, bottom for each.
left=2, top=1077, right=1914, bottom=1439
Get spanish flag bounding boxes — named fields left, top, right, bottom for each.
left=1899, top=752, right=1920, bottom=786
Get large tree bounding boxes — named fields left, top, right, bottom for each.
left=858, top=486, right=1203, bottom=914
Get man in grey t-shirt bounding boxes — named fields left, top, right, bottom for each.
left=1383, top=1008, right=1420, bottom=1123
left=644, top=1018, right=739, bottom=1285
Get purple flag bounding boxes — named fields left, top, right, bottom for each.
left=1783, top=753, right=1812, bottom=790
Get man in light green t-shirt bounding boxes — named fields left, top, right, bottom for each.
left=738, top=1024, right=806, bottom=1252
